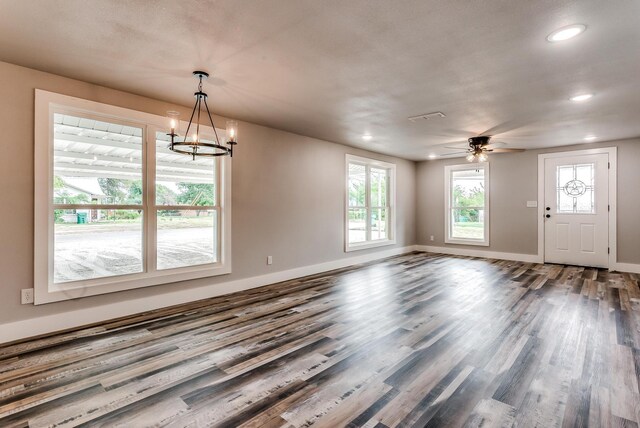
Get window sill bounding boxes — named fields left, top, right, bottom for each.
left=444, top=238, right=490, bottom=247
left=345, top=239, right=396, bottom=252
left=35, top=263, right=232, bottom=305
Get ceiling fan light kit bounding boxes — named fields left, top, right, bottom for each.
left=167, top=71, right=238, bottom=160
left=466, top=136, right=491, bottom=163
left=463, top=136, right=524, bottom=162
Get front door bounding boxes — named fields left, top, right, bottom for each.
left=544, top=153, right=609, bottom=267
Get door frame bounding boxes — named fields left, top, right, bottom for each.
left=537, top=147, right=617, bottom=268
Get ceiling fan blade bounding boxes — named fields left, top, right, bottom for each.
left=484, top=142, right=506, bottom=150
left=439, top=151, right=469, bottom=157
left=481, top=119, right=530, bottom=136
left=437, top=139, right=469, bottom=148
left=490, top=148, right=526, bottom=153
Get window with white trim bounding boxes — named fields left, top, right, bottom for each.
left=445, top=163, right=489, bottom=246
left=345, top=155, right=396, bottom=251
left=34, top=90, right=231, bottom=304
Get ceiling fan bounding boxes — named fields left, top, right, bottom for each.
left=442, top=136, right=525, bottom=162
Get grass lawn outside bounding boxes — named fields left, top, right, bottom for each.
left=451, top=222, right=484, bottom=240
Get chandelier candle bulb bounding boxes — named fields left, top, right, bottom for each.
left=166, top=110, right=180, bottom=136
left=226, top=120, right=238, bottom=143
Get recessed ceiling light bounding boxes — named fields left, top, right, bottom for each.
left=570, top=93, right=594, bottom=102
left=547, top=24, right=587, bottom=42
left=428, top=154, right=437, bottom=159
left=584, top=135, right=597, bottom=141
left=362, top=135, right=373, bottom=141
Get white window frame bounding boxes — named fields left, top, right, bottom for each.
left=34, top=90, right=232, bottom=304
left=444, top=163, right=490, bottom=246
left=345, top=154, right=396, bottom=252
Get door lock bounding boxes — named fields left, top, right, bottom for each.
left=545, top=214, right=551, bottom=218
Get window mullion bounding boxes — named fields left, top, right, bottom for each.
left=52, top=204, right=144, bottom=210
left=386, top=170, right=390, bottom=239
left=155, top=205, right=217, bottom=210
left=448, top=170, right=452, bottom=241
left=216, top=157, right=222, bottom=263
left=365, top=165, right=372, bottom=242
left=145, top=125, right=157, bottom=274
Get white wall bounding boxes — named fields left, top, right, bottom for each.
left=0, top=61, right=416, bottom=332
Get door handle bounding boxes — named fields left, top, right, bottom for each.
left=546, top=207, right=551, bottom=211
left=545, top=214, right=551, bottom=218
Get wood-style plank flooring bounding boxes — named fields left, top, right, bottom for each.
left=1, top=252, right=640, bottom=427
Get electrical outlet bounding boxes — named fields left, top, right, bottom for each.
left=430, top=235, right=434, bottom=241
left=21, top=288, right=34, bottom=304
left=267, top=256, right=273, bottom=265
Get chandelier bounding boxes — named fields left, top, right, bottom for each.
left=168, top=71, right=238, bottom=160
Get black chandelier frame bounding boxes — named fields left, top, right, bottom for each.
left=168, top=71, right=237, bottom=160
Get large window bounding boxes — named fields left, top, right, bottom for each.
left=346, top=155, right=396, bottom=251
left=35, top=90, right=231, bottom=304
left=445, top=164, right=489, bottom=246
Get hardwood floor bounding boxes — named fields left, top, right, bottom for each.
left=1, top=252, right=639, bottom=427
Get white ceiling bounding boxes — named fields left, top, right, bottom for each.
left=1, top=0, right=639, bottom=160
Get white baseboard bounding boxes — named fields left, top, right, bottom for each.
left=415, top=245, right=542, bottom=264
left=417, top=245, right=640, bottom=274
left=611, top=262, right=640, bottom=274
left=0, top=245, right=417, bottom=345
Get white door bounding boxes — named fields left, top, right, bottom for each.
left=544, top=153, right=609, bottom=267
